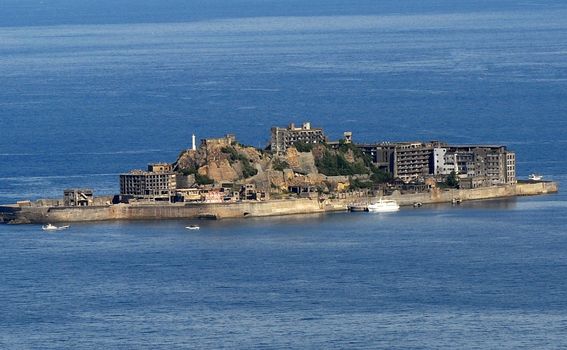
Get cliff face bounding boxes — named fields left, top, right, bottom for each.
left=174, top=139, right=267, bottom=186
left=284, top=147, right=317, bottom=175
left=173, top=139, right=381, bottom=193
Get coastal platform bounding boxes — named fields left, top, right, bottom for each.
left=0, top=181, right=558, bottom=225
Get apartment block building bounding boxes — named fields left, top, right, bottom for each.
left=119, top=163, right=177, bottom=201
left=358, top=141, right=442, bottom=183
left=270, top=122, right=326, bottom=155
left=433, top=145, right=516, bottom=187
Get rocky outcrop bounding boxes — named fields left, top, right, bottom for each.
left=284, top=147, right=318, bottom=175
left=174, top=139, right=265, bottom=184
left=197, top=160, right=239, bottom=183
left=173, top=137, right=381, bottom=193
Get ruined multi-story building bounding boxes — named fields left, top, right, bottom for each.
left=201, top=134, right=236, bottom=148
left=147, top=163, right=173, bottom=173
left=357, top=140, right=516, bottom=187
left=119, top=163, right=177, bottom=201
left=63, top=189, right=94, bottom=206
left=358, top=141, right=442, bottom=183
left=270, top=122, right=326, bottom=155
left=433, top=145, right=516, bottom=187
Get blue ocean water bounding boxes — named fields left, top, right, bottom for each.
left=1, top=1, right=567, bottom=348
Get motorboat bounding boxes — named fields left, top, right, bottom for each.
left=529, top=174, right=543, bottom=181
left=42, top=224, right=70, bottom=231
left=185, top=225, right=200, bottom=230
left=367, top=199, right=400, bottom=212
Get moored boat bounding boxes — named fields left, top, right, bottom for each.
left=367, top=199, right=399, bottom=212
left=42, top=224, right=70, bottom=231
left=529, top=174, right=543, bottom=181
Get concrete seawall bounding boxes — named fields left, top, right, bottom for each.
left=0, top=182, right=558, bottom=224
left=115, top=198, right=325, bottom=221
left=1, top=198, right=327, bottom=224
left=387, top=181, right=558, bottom=206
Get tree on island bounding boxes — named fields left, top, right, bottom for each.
left=446, top=170, right=459, bottom=188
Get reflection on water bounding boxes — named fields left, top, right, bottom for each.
left=449, top=198, right=518, bottom=210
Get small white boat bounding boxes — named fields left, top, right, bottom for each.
left=529, top=174, right=543, bottom=181
left=185, top=225, right=200, bottom=230
left=368, top=199, right=400, bottom=212
left=42, top=224, right=70, bottom=231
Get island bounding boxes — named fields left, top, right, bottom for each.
left=0, top=122, right=558, bottom=224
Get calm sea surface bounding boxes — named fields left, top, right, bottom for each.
left=1, top=1, right=567, bottom=348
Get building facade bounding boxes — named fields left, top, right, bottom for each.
left=506, top=152, right=516, bottom=184
left=63, top=189, right=94, bottom=206
left=357, top=141, right=515, bottom=186
left=148, top=163, right=173, bottom=173
left=119, top=163, right=177, bottom=201
left=201, top=134, right=236, bottom=149
left=270, top=122, right=326, bottom=155
left=358, top=141, right=441, bottom=183
left=433, top=145, right=516, bottom=186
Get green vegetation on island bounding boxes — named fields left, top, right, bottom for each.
left=174, top=134, right=394, bottom=196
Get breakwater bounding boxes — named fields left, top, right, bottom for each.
left=0, top=182, right=558, bottom=224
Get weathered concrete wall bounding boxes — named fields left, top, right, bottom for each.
left=10, top=198, right=325, bottom=223
left=114, top=199, right=324, bottom=221
left=43, top=206, right=115, bottom=223
left=1, top=182, right=558, bottom=224
left=387, top=181, right=558, bottom=206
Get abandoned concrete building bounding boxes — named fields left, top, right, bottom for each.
left=201, top=134, right=236, bottom=148
left=357, top=140, right=516, bottom=187
left=433, top=145, right=516, bottom=187
left=358, top=141, right=444, bottom=183
left=64, top=189, right=94, bottom=206
left=119, top=163, right=177, bottom=201
left=270, top=122, right=326, bottom=155
left=147, top=163, right=173, bottom=173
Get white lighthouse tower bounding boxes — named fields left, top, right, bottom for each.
left=192, top=134, right=196, bottom=151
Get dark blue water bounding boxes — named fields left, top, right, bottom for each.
left=1, top=1, right=567, bottom=348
